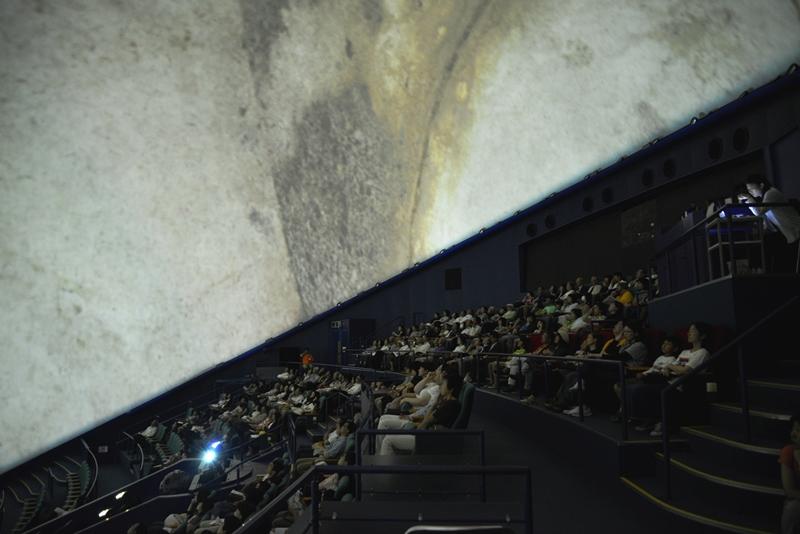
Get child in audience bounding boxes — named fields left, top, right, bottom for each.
left=619, top=335, right=682, bottom=433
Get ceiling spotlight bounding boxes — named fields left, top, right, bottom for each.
left=98, top=509, right=110, bottom=518
left=115, top=491, right=126, bottom=500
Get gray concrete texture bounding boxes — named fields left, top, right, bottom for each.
left=0, top=0, right=798, bottom=472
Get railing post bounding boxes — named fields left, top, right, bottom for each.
left=495, top=356, right=501, bottom=393
left=738, top=345, right=752, bottom=443
left=577, top=365, right=584, bottom=422
left=661, top=390, right=671, bottom=500
left=690, top=231, right=699, bottom=286
left=728, top=213, right=736, bottom=277
left=524, top=468, right=533, bottom=534
left=543, top=360, right=550, bottom=398
left=480, top=432, right=487, bottom=503
left=618, top=363, right=628, bottom=441
left=311, top=470, right=320, bottom=534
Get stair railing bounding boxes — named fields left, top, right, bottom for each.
left=660, top=294, right=800, bottom=498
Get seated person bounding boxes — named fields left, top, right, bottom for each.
left=547, top=332, right=603, bottom=414
left=295, top=421, right=355, bottom=474
left=379, top=370, right=463, bottom=455
left=312, top=420, right=343, bottom=456
left=622, top=323, right=649, bottom=367
left=625, top=324, right=709, bottom=436
left=521, top=331, right=569, bottom=401
left=617, top=335, right=682, bottom=432
left=663, top=323, right=711, bottom=378
left=384, top=365, right=440, bottom=413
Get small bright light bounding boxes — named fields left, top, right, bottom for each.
left=115, top=491, right=126, bottom=500
left=98, top=508, right=109, bottom=518
left=202, top=449, right=217, bottom=463
left=720, top=210, right=727, bottom=218
left=210, top=441, right=222, bottom=449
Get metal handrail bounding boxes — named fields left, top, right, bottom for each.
left=308, top=465, right=533, bottom=534
left=659, top=294, right=800, bottom=498
left=351, top=347, right=632, bottom=440
left=80, top=439, right=98, bottom=500
left=121, top=431, right=145, bottom=478
left=26, top=457, right=204, bottom=534
left=652, top=202, right=797, bottom=257
left=232, top=467, right=317, bottom=534
left=201, top=440, right=288, bottom=489
left=649, top=202, right=799, bottom=297
left=355, top=429, right=485, bottom=458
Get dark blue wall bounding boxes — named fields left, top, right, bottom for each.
left=268, top=70, right=800, bottom=363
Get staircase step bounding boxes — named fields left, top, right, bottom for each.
left=710, top=403, right=791, bottom=442
left=683, top=426, right=781, bottom=454
left=621, top=475, right=776, bottom=533
left=656, top=450, right=782, bottom=495
left=748, top=378, right=800, bottom=412
left=749, top=378, right=800, bottom=391
left=654, top=450, right=783, bottom=521
left=681, top=426, right=782, bottom=479
left=774, top=360, right=800, bottom=375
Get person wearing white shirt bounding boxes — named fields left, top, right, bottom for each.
left=569, top=308, right=591, bottom=333
left=461, top=320, right=481, bottom=337
left=413, top=339, right=432, bottom=358
left=740, top=177, right=800, bottom=273
left=635, top=324, right=710, bottom=437
left=621, top=335, right=682, bottom=435
left=377, top=370, right=443, bottom=450
left=456, top=313, right=474, bottom=325
left=665, top=324, right=711, bottom=377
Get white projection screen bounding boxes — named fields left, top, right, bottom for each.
left=1, top=0, right=799, bottom=473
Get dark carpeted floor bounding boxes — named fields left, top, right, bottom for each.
left=468, top=409, right=712, bottom=533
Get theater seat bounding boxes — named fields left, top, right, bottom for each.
left=452, top=383, right=475, bottom=430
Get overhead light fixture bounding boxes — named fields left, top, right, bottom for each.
left=115, top=491, right=126, bottom=500
left=98, top=508, right=110, bottom=518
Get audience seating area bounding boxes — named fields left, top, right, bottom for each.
left=2, top=262, right=797, bottom=533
